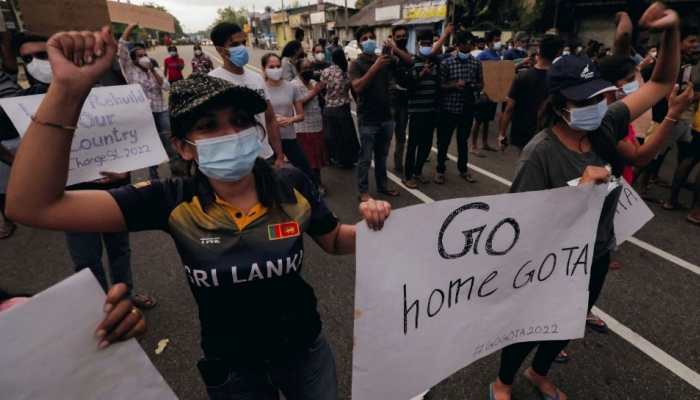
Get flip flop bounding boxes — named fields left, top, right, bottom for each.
left=524, top=370, right=563, bottom=400
left=586, top=314, right=608, bottom=333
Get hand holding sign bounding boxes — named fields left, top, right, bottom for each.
left=47, top=26, right=116, bottom=93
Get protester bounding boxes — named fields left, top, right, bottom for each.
left=349, top=26, right=401, bottom=201
left=281, top=40, right=304, bottom=81
left=164, top=45, right=184, bottom=84
left=311, top=43, right=330, bottom=82
left=191, top=44, right=213, bottom=74
left=503, top=32, right=530, bottom=62
left=489, top=5, right=682, bottom=399
left=321, top=48, right=359, bottom=168
left=403, top=29, right=440, bottom=189
left=118, top=23, right=176, bottom=180
left=473, top=29, right=503, bottom=155
left=388, top=25, right=414, bottom=174
left=293, top=59, right=328, bottom=194
left=6, top=27, right=391, bottom=399
left=208, top=22, right=285, bottom=167
left=499, top=34, right=564, bottom=152
left=263, top=53, right=314, bottom=180
left=470, top=37, right=485, bottom=58
left=326, top=36, right=341, bottom=64
left=436, top=31, right=482, bottom=184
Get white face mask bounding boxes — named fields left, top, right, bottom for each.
left=195, top=50, right=203, bottom=56
left=138, top=56, right=151, bottom=69
left=265, top=67, right=283, bottom=81
left=493, top=41, right=503, bottom=50
left=169, top=51, right=177, bottom=57
left=314, top=52, right=325, bottom=62
left=26, top=58, right=53, bottom=84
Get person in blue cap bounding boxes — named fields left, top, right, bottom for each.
left=489, top=3, right=687, bottom=400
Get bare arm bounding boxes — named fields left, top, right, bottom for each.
left=299, top=82, right=323, bottom=105
left=431, top=23, right=454, bottom=57
left=351, top=56, right=390, bottom=93
left=264, top=102, right=285, bottom=165
left=291, top=101, right=304, bottom=123
left=498, top=98, right=515, bottom=140
left=621, top=3, right=680, bottom=122
left=120, top=23, right=137, bottom=42
left=6, top=28, right=127, bottom=232
left=313, top=199, right=391, bottom=255
left=613, top=12, right=633, bottom=56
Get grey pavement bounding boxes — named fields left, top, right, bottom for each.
left=1, top=45, right=698, bottom=400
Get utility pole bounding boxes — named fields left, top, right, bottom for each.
left=553, top=0, right=560, bottom=32
left=344, top=0, right=348, bottom=42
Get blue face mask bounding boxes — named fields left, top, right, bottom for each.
left=622, top=80, right=640, bottom=95
left=564, top=99, right=608, bottom=131
left=457, top=51, right=469, bottom=60
left=228, top=45, right=249, bottom=67
left=361, top=39, right=376, bottom=55
left=188, top=127, right=262, bottom=182
left=419, top=46, right=432, bottom=57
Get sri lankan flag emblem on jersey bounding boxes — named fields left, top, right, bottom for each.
left=267, top=221, right=301, bottom=240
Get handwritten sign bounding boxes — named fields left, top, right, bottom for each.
left=0, top=269, right=177, bottom=399
left=614, top=179, right=654, bottom=245
left=0, top=85, right=167, bottom=186
left=107, top=1, right=176, bottom=33
left=482, top=61, right=516, bottom=103
left=18, top=0, right=111, bottom=37
left=352, top=185, right=608, bottom=400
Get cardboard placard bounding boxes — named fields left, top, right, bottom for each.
left=17, top=0, right=111, bottom=37
left=107, top=1, right=175, bottom=33
left=482, top=61, right=516, bottom=103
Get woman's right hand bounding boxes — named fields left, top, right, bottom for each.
left=667, top=83, right=695, bottom=119
left=579, top=166, right=611, bottom=185
left=95, top=283, right=146, bottom=349
left=46, top=26, right=117, bottom=94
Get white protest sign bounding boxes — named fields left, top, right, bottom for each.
left=353, top=185, right=608, bottom=400
left=0, top=84, right=167, bottom=186
left=614, top=179, right=654, bottom=245
left=0, top=269, right=177, bottom=399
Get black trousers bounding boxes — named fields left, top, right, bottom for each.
left=404, top=112, right=435, bottom=180
left=498, top=252, right=610, bottom=385
left=436, top=111, right=473, bottom=174
left=282, top=139, right=314, bottom=182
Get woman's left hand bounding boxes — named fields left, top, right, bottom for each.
left=95, top=283, right=146, bottom=349
left=359, top=199, right=391, bottom=231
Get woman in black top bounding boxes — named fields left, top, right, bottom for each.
left=489, top=4, right=687, bottom=400
left=7, top=27, right=391, bottom=400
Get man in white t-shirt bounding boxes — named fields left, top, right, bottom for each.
left=208, top=22, right=284, bottom=166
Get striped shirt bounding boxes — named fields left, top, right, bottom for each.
left=407, top=55, right=440, bottom=114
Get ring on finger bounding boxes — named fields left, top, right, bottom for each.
left=130, top=307, right=141, bottom=317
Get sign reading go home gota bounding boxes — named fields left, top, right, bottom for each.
left=353, top=184, right=609, bottom=399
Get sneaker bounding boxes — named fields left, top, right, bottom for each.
left=434, top=173, right=446, bottom=184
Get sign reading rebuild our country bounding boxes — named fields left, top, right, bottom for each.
left=353, top=185, right=608, bottom=400
left=0, top=85, right=167, bottom=186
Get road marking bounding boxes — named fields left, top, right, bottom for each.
left=234, top=49, right=700, bottom=391
left=240, top=51, right=700, bottom=278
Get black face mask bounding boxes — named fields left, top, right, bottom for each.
left=395, top=39, right=407, bottom=49
left=301, top=70, right=314, bottom=81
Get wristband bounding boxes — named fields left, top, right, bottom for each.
left=664, top=116, right=679, bottom=124
left=30, top=114, right=77, bottom=131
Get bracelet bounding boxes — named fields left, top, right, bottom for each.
left=664, top=116, right=680, bottom=124
left=30, top=114, right=77, bottom=131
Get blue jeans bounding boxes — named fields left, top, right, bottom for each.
left=357, top=120, right=394, bottom=194
left=198, top=334, right=337, bottom=400
left=64, top=231, right=132, bottom=293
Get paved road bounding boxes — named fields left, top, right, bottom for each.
left=1, top=45, right=698, bottom=400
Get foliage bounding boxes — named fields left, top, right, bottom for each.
left=355, top=0, right=371, bottom=10
left=210, top=6, right=249, bottom=29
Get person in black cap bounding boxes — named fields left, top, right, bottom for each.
left=6, top=26, right=392, bottom=400
left=489, top=3, right=684, bottom=400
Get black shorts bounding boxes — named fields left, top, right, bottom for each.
left=475, top=101, right=498, bottom=122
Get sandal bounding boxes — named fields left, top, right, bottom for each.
left=379, top=188, right=400, bottom=197
left=132, top=293, right=157, bottom=310
left=586, top=313, right=608, bottom=333
left=523, top=369, right=564, bottom=400
left=460, top=173, right=477, bottom=183
left=402, top=179, right=418, bottom=189
left=662, top=201, right=682, bottom=211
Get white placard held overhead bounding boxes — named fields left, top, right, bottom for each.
left=0, top=269, right=177, bottom=400
left=0, top=84, right=168, bottom=186
left=352, top=184, right=608, bottom=400
left=613, top=179, right=654, bottom=245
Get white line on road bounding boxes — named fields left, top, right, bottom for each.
left=238, top=53, right=700, bottom=392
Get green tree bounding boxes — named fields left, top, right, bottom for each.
left=143, top=3, right=185, bottom=37
left=355, top=0, right=371, bottom=10
left=211, top=6, right=249, bottom=29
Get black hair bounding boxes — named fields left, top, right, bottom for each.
left=194, top=44, right=202, bottom=50
left=331, top=36, right=339, bottom=45
left=294, top=28, right=305, bottom=42
left=281, top=40, right=302, bottom=59
left=681, top=24, right=699, bottom=41
left=12, top=33, right=48, bottom=56
left=261, top=52, right=280, bottom=68
left=598, top=55, right=637, bottom=84
left=391, top=25, right=407, bottom=36
left=454, top=31, right=473, bottom=45
left=210, top=22, right=242, bottom=47
left=485, top=29, right=502, bottom=43
left=417, top=29, right=434, bottom=43
left=355, top=26, right=374, bottom=42
left=313, top=43, right=324, bottom=54
left=318, top=38, right=327, bottom=47
left=331, top=48, right=348, bottom=72
left=539, top=34, right=564, bottom=61
left=167, top=46, right=177, bottom=52
left=129, top=43, right=147, bottom=59
left=539, top=92, right=624, bottom=175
